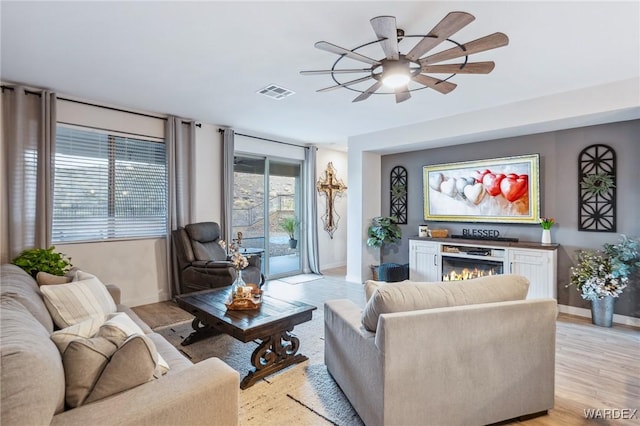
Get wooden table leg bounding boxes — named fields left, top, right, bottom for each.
left=239, top=328, right=307, bottom=389
left=181, top=318, right=220, bottom=346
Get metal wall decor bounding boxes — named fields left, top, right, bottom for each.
left=578, top=144, right=616, bottom=232
left=317, top=162, right=347, bottom=239
left=390, top=166, right=408, bottom=224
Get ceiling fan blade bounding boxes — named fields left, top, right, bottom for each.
left=318, top=75, right=373, bottom=92
left=395, top=85, right=411, bottom=103
left=420, top=32, right=509, bottom=65
left=353, top=81, right=383, bottom=102
left=370, top=16, right=399, bottom=60
left=315, top=41, right=381, bottom=66
left=421, top=61, right=495, bottom=74
left=406, top=11, right=475, bottom=61
left=300, top=69, right=372, bottom=75
left=413, top=74, right=457, bottom=94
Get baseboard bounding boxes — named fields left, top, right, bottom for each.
left=558, top=304, right=640, bottom=327
left=321, top=261, right=346, bottom=271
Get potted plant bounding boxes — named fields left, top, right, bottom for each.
left=539, top=217, right=555, bottom=244
left=11, top=246, right=72, bottom=278
left=568, top=235, right=639, bottom=327
left=281, top=217, right=298, bottom=249
left=366, top=216, right=402, bottom=279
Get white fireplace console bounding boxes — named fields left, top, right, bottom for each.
left=409, top=237, right=558, bottom=299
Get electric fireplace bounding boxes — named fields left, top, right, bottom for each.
left=441, top=256, right=504, bottom=281
left=439, top=244, right=506, bottom=281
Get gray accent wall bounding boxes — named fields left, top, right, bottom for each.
left=380, top=119, right=640, bottom=318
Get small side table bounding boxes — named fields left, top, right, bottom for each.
left=241, top=248, right=265, bottom=274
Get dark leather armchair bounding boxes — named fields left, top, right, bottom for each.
left=172, top=222, right=263, bottom=294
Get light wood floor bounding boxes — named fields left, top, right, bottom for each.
left=136, top=267, right=640, bottom=425
left=519, top=313, right=639, bottom=426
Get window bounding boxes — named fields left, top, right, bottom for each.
left=52, top=125, right=167, bottom=243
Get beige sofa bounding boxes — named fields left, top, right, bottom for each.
left=1, top=264, right=239, bottom=426
left=324, top=275, right=557, bottom=426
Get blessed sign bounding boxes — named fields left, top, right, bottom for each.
left=461, top=229, right=500, bottom=238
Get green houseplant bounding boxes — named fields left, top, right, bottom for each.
left=568, top=235, right=639, bottom=326
left=366, top=216, right=401, bottom=248
left=12, top=246, right=72, bottom=278
left=281, top=217, right=298, bottom=249
left=366, top=216, right=402, bottom=280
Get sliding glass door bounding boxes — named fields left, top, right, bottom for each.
left=232, top=155, right=302, bottom=279
left=267, top=160, right=301, bottom=277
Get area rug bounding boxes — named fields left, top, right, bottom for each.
left=155, top=313, right=363, bottom=425
left=279, top=273, right=324, bottom=285
left=284, top=364, right=364, bottom=426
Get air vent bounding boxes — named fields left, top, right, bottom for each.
left=257, top=84, right=295, bottom=100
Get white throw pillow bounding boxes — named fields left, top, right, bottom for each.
left=40, top=272, right=117, bottom=328
left=50, top=316, right=107, bottom=353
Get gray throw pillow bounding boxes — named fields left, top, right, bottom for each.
left=62, top=334, right=158, bottom=407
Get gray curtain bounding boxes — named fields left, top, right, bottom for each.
left=1, top=86, right=56, bottom=262
left=305, top=146, right=321, bottom=273
left=166, top=117, right=195, bottom=296
left=221, top=128, right=234, bottom=242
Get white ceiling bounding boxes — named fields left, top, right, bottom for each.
left=2, top=1, right=639, bottom=151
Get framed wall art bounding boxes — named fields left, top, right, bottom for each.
left=422, top=154, right=540, bottom=224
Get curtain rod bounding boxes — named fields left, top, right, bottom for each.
left=219, top=128, right=309, bottom=149
left=2, top=85, right=201, bottom=127
left=58, top=97, right=168, bottom=121
left=57, top=98, right=203, bottom=127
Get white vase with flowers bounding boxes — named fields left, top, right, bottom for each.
left=218, top=238, right=250, bottom=299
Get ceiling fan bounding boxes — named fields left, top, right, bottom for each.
left=300, top=12, right=509, bottom=103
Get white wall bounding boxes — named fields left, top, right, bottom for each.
left=346, top=149, right=381, bottom=283
left=348, top=79, right=640, bottom=154
left=56, top=239, right=169, bottom=307
left=193, top=123, right=223, bottom=223
left=316, top=148, right=348, bottom=271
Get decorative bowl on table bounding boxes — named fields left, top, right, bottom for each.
left=225, top=283, right=263, bottom=311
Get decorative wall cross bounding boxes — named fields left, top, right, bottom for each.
left=317, top=162, right=347, bottom=238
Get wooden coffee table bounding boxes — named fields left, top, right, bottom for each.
left=175, top=288, right=317, bottom=389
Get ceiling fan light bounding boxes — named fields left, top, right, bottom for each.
left=382, top=72, right=410, bottom=88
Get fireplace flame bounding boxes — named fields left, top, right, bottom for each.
left=443, top=267, right=496, bottom=281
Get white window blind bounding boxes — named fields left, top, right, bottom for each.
left=52, top=125, right=167, bottom=243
